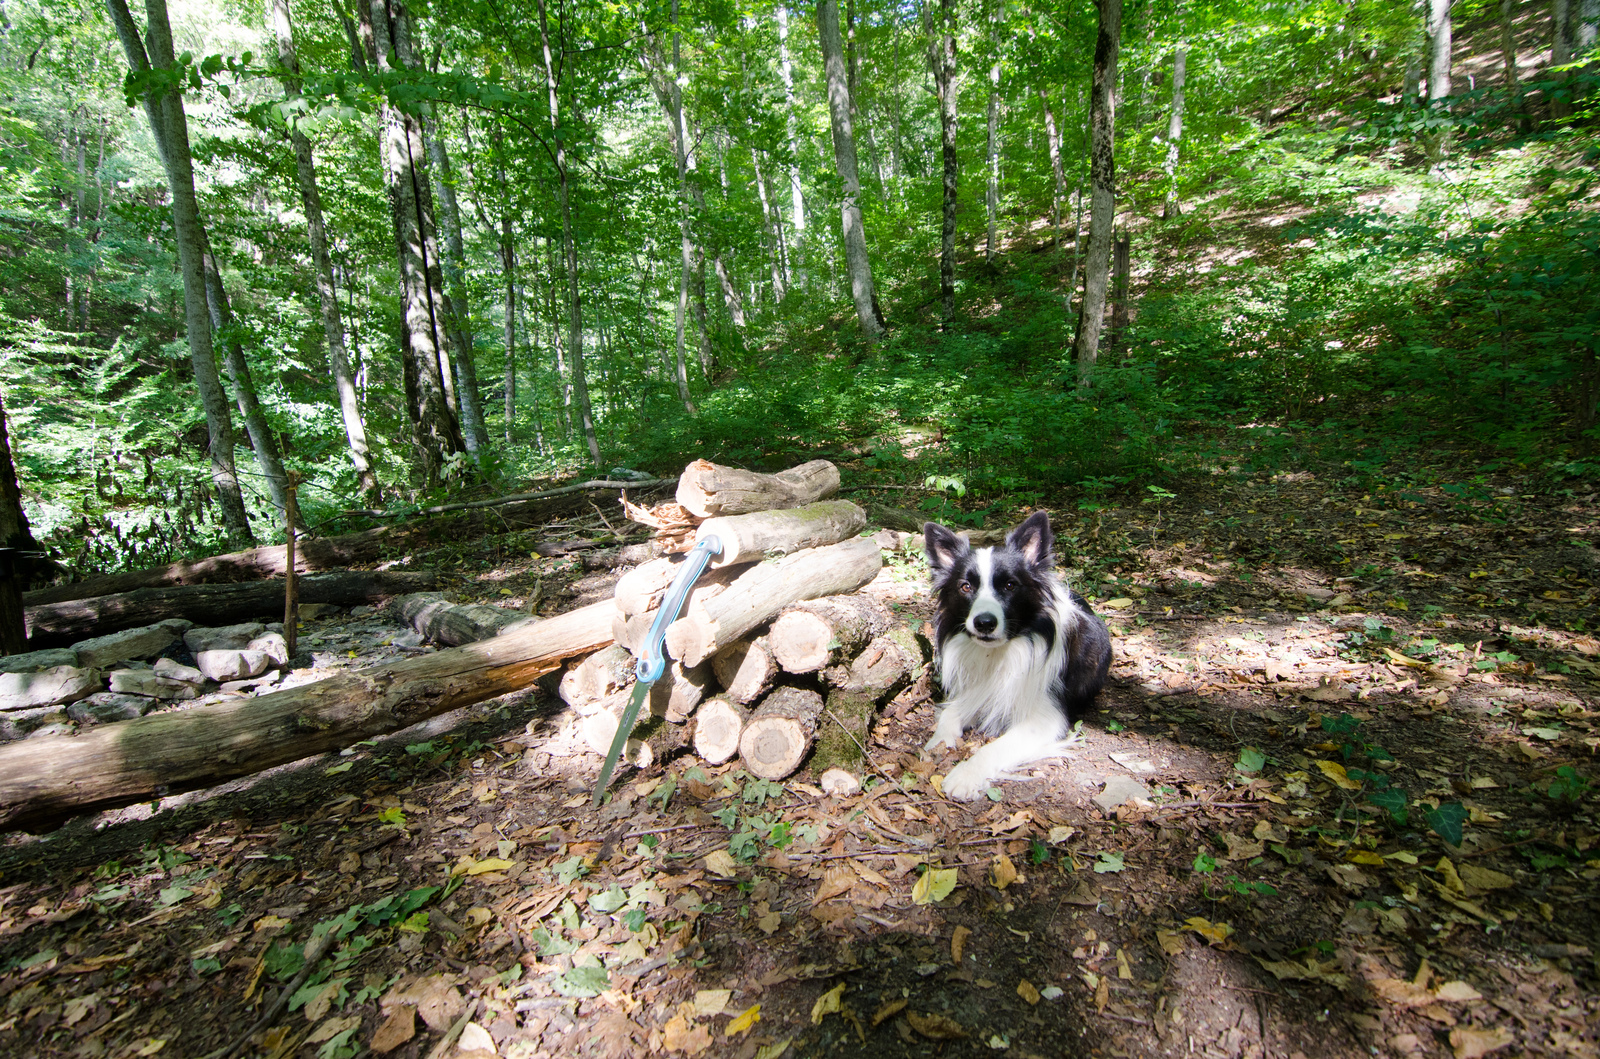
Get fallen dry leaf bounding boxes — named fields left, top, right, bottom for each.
left=951, top=924, right=971, bottom=965
left=370, top=1004, right=416, bottom=1054
left=911, top=867, right=958, bottom=905
left=906, top=1011, right=967, bottom=1040
left=692, top=989, right=732, bottom=1018
left=1315, top=760, right=1362, bottom=790
left=1434, top=981, right=1484, bottom=1003
left=871, top=998, right=908, bottom=1027
left=991, top=852, right=1019, bottom=890
left=307, top=1015, right=360, bottom=1044
left=1155, top=929, right=1185, bottom=956
left=1017, top=979, right=1041, bottom=1005
left=1449, top=1026, right=1515, bottom=1059
left=810, top=982, right=846, bottom=1024
left=457, top=1022, right=497, bottom=1056
left=662, top=1013, right=713, bottom=1055
left=1182, top=917, right=1234, bottom=946
left=704, top=850, right=739, bottom=878
left=726, top=1004, right=760, bottom=1037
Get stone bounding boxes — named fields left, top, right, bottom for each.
left=0, top=666, right=103, bottom=711
left=1092, top=776, right=1153, bottom=813
left=194, top=649, right=272, bottom=682
left=69, top=696, right=147, bottom=724
left=0, top=648, right=81, bottom=674
left=108, top=668, right=199, bottom=700
left=74, top=622, right=185, bottom=667
left=247, top=632, right=290, bottom=667
left=79, top=691, right=158, bottom=716
left=348, top=605, right=375, bottom=618
left=184, top=622, right=267, bottom=653
left=108, top=669, right=162, bottom=697
left=153, top=657, right=207, bottom=686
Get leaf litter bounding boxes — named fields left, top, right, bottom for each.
left=0, top=467, right=1595, bottom=1058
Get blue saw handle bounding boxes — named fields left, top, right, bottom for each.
left=635, top=534, right=722, bottom=684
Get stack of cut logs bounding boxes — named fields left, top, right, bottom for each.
left=558, top=458, right=926, bottom=781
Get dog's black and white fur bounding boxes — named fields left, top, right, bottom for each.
left=923, top=511, right=1112, bottom=801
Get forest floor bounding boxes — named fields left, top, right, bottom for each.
left=1, top=454, right=1597, bottom=1059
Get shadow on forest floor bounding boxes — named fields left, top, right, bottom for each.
left=0, top=463, right=1596, bottom=1059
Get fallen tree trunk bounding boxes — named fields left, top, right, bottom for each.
left=0, top=599, right=615, bottom=830
left=738, top=685, right=824, bottom=780
left=663, top=537, right=883, bottom=668
left=25, top=571, right=440, bottom=648
left=676, top=458, right=840, bottom=517
left=391, top=593, right=536, bottom=647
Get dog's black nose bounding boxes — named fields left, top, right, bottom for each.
left=972, top=613, right=999, bottom=635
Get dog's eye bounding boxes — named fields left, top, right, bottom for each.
left=959, top=580, right=976, bottom=596
left=996, top=577, right=1014, bottom=592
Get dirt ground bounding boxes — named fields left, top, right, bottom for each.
left=1, top=461, right=1597, bottom=1059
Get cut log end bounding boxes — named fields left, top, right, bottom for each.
left=692, top=696, right=750, bottom=765
left=738, top=685, right=823, bottom=780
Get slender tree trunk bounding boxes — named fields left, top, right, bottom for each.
left=199, top=235, right=290, bottom=515
left=500, top=214, right=516, bottom=446
left=363, top=0, right=465, bottom=488
left=1163, top=37, right=1187, bottom=219
left=1579, top=0, right=1598, bottom=49
left=535, top=0, right=601, bottom=465
left=1038, top=88, right=1066, bottom=249
left=777, top=5, right=806, bottom=280
left=817, top=0, right=885, bottom=341
left=753, top=150, right=788, bottom=300
left=427, top=119, right=490, bottom=457
left=644, top=15, right=699, bottom=412
left=271, top=0, right=377, bottom=501
left=105, top=0, right=252, bottom=542
left=927, top=0, right=958, bottom=328
left=1427, top=0, right=1453, bottom=100
left=985, top=0, right=1000, bottom=263
left=1551, top=0, right=1575, bottom=117
left=1072, top=0, right=1121, bottom=386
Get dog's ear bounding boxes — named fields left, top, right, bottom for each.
left=1007, top=510, right=1055, bottom=568
left=923, top=522, right=969, bottom=572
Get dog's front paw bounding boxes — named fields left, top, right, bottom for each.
left=922, top=731, right=959, bottom=756
left=940, top=760, right=993, bottom=802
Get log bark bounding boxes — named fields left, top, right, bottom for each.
left=675, top=458, right=840, bottom=517
left=838, top=629, right=921, bottom=698
left=693, top=694, right=750, bottom=764
left=710, top=635, right=778, bottom=704
left=613, top=556, right=754, bottom=620
left=26, top=571, right=439, bottom=648
left=738, top=684, right=823, bottom=779
left=391, top=593, right=537, bottom=647
left=696, top=500, right=866, bottom=568
left=769, top=593, right=893, bottom=674
left=0, top=599, right=615, bottom=829
left=664, top=537, right=883, bottom=668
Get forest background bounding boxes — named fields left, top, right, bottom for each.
left=0, top=0, right=1597, bottom=580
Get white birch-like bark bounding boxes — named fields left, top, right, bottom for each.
left=777, top=5, right=805, bottom=270
left=1162, top=38, right=1187, bottom=219
left=1426, top=0, right=1453, bottom=100
left=1038, top=88, right=1066, bottom=248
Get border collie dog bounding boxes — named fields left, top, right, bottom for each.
left=923, top=511, right=1112, bottom=801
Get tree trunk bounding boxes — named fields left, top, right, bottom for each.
left=645, top=8, right=701, bottom=413
left=25, top=570, right=441, bottom=647
left=777, top=4, right=806, bottom=280
left=365, top=0, right=465, bottom=487
left=1162, top=38, right=1187, bottom=219
left=928, top=0, right=958, bottom=327
left=104, top=0, right=252, bottom=543
left=0, top=599, right=614, bottom=830
left=391, top=592, right=535, bottom=646
left=536, top=0, right=602, bottom=466
left=199, top=233, right=290, bottom=516
left=271, top=0, right=378, bottom=501
left=1427, top=0, right=1453, bottom=101
left=1109, top=229, right=1130, bottom=351
left=1072, top=0, right=1122, bottom=386
left=985, top=0, right=1000, bottom=263
left=817, top=0, right=885, bottom=341
left=427, top=118, right=490, bottom=456
left=1038, top=88, right=1067, bottom=248
left=0, top=393, right=39, bottom=655
left=752, top=149, right=788, bottom=300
